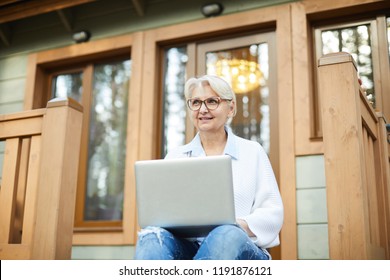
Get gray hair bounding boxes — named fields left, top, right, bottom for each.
left=184, top=75, right=237, bottom=118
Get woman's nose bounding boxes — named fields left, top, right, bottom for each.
left=199, top=101, right=209, bottom=112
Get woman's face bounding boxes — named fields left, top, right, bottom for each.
left=189, top=85, right=234, bottom=134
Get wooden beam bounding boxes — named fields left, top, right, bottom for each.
left=56, top=9, right=73, bottom=32
left=0, top=23, right=11, bottom=46
left=0, top=0, right=24, bottom=7
left=0, top=0, right=96, bottom=24
left=131, top=0, right=145, bottom=16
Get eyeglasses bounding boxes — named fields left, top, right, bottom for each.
left=186, top=97, right=232, bottom=111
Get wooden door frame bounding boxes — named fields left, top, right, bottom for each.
left=141, top=4, right=297, bottom=259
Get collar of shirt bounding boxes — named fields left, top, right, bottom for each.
left=181, top=126, right=239, bottom=160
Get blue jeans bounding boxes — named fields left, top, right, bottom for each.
left=134, top=225, right=270, bottom=260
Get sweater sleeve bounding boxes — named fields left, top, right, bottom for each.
left=242, top=144, right=284, bottom=248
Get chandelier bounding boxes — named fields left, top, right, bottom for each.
left=214, top=58, right=263, bottom=94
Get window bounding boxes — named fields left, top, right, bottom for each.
left=161, top=47, right=188, bottom=157
left=84, top=61, right=130, bottom=223
left=387, top=16, right=390, bottom=56
left=50, top=58, right=131, bottom=230
left=204, top=43, right=271, bottom=153
left=52, top=72, right=83, bottom=103
left=313, top=15, right=390, bottom=137
left=0, top=141, right=4, bottom=186
left=160, top=33, right=277, bottom=164
left=317, top=22, right=374, bottom=105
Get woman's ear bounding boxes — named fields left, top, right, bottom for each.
left=228, top=100, right=235, bottom=117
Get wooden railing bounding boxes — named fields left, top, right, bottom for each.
left=0, top=98, right=83, bottom=259
left=318, top=52, right=390, bottom=259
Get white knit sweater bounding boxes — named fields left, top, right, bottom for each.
left=165, top=126, right=284, bottom=248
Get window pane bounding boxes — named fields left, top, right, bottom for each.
left=84, top=60, right=131, bottom=221
left=206, top=44, right=270, bottom=153
left=387, top=17, right=390, bottom=58
left=161, top=47, right=188, bottom=157
left=0, top=141, right=4, bottom=186
left=52, top=72, right=83, bottom=103
left=321, top=24, right=375, bottom=106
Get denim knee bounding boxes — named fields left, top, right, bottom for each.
left=209, top=224, right=247, bottom=240
left=193, top=225, right=252, bottom=260
left=207, top=225, right=269, bottom=260
left=135, top=227, right=200, bottom=260
left=137, top=226, right=172, bottom=245
left=135, top=227, right=174, bottom=259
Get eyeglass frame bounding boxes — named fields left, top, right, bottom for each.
left=186, top=96, right=233, bottom=111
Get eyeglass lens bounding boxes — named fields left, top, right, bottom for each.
left=187, top=97, right=221, bottom=110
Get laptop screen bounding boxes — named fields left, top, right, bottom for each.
left=134, top=155, right=236, bottom=237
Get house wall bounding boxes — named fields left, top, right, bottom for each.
left=0, top=0, right=300, bottom=260
left=1, top=0, right=387, bottom=260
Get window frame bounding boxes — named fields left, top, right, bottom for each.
left=48, top=57, right=131, bottom=232
left=159, top=31, right=279, bottom=175
left=311, top=15, right=390, bottom=138
left=24, top=34, right=142, bottom=245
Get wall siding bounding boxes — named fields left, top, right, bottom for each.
left=0, top=55, right=27, bottom=183
left=296, top=155, right=329, bottom=259
left=0, top=55, right=27, bottom=115
left=72, top=245, right=135, bottom=260
left=0, top=82, right=25, bottom=114
left=298, top=224, right=329, bottom=259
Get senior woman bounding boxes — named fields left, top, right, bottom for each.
left=134, top=75, right=283, bottom=260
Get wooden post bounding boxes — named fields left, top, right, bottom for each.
left=30, top=98, right=83, bottom=259
left=318, top=52, right=389, bottom=259
left=319, top=52, right=369, bottom=259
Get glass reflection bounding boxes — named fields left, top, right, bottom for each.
left=206, top=44, right=270, bottom=154
left=387, top=17, right=390, bottom=57
left=84, top=60, right=131, bottom=221
left=0, top=141, right=4, bottom=186
left=52, top=72, right=83, bottom=102
left=162, top=47, right=188, bottom=157
left=321, top=24, right=375, bottom=106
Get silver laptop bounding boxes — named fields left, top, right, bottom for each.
left=134, top=155, right=236, bottom=238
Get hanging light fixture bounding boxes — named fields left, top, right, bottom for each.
left=214, top=58, right=263, bottom=94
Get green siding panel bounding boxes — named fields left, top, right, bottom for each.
left=297, top=188, right=328, bottom=224
left=0, top=55, right=28, bottom=80
left=71, top=245, right=135, bottom=260
left=0, top=79, right=25, bottom=103
left=297, top=224, right=329, bottom=260
left=296, top=155, right=329, bottom=259
left=296, top=155, right=326, bottom=189
left=0, top=102, right=24, bottom=114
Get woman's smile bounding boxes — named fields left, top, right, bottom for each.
left=198, top=115, right=214, bottom=121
